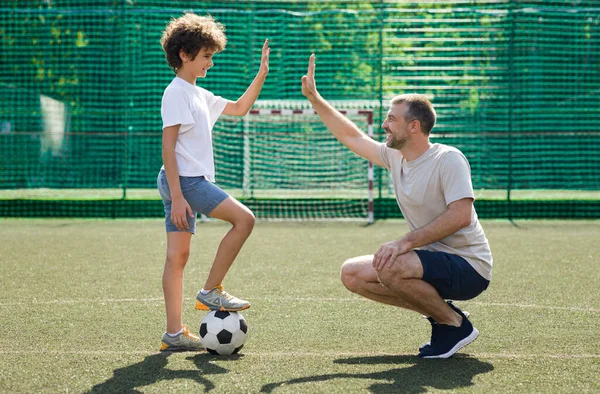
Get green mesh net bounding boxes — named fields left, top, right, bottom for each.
left=1, top=1, right=599, bottom=219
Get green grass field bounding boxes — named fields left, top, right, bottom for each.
left=1, top=219, right=599, bottom=393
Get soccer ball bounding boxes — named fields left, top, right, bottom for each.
left=199, top=311, right=248, bottom=355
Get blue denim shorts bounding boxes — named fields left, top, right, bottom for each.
left=415, top=249, right=490, bottom=301
left=157, top=169, right=229, bottom=234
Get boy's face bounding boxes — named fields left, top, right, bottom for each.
left=180, top=47, right=215, bottom=78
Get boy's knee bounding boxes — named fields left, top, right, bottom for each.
left=234, top=211, right=255, bottom=234
left=166, top=248, right=190, bottom=265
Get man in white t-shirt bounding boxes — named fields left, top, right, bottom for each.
left=301, top=55, right=493, bottom=359
left=157, top=13, right=270, bottom=352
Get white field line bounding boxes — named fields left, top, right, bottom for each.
left=0, top=349, right=599, bottom=360
left=0, top=297, right=598, bottom=313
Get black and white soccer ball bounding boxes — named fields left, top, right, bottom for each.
left=199, top=311, right=248, bottom=355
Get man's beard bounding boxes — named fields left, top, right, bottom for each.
left=386, top=133, right=407, bottom=149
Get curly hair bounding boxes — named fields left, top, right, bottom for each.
left=160, top=13, right=227, bottom=72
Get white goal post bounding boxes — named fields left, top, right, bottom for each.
left=242, top=100, right=379, bottom=224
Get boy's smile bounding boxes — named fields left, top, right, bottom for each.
left=179, top=47, right=215, bottom=80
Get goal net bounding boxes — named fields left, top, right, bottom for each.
left=213, top=100, right=376, bottom=222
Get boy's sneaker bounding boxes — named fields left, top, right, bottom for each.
left=419, top=301, right=470, bottom=352
left=160, top=325, right=204, bottom=352
left=195, top=285, right=250, bottom=312
left=418, top=307, right=478, bottom=359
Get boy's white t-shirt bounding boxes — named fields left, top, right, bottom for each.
left=377, top=142, right=493, bottom=280
left=161, top=76, right=228, bottom=181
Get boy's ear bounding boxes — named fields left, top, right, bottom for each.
left=179, top=49, right=189, bottom=63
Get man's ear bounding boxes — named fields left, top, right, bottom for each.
left=410, top=119, right=422, bottom=134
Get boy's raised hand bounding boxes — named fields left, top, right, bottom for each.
left=259, top=39, right=270, bottom=76
left=301, top=54, right=317, bottom=100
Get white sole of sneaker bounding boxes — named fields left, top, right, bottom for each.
left=422, top=327, right=479, bottom=359
left=195, top=299, right=251, bottom=312
left=419, top=311, right=471, bottom=352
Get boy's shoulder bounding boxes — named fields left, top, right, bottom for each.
left=164, top=78, right=214, bottom=99
left=161, top=78, right=181, bottom=100
left=163, top=78, right=186, bottom=95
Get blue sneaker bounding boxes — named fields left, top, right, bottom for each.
left=419, top=317, right=439, bottom=352
left=419, top=301, right=469, bottom=352
left=418, top=307, right=478, bottom=359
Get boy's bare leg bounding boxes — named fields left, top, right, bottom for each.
left=202, top=197, right=255, bottom=290
left=163, top=231, right=192, bottom=334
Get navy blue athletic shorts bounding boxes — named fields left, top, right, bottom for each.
left=415, top=249, right=490, bottom=300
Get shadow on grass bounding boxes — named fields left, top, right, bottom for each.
left=87, top=352, right=241, bottom=393
left=261, top=354, right=494, bottom=393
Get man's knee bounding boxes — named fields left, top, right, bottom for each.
left=340, top=260, right=360, bottom=292
left=340, top=256, right=374, bottom=293
left=377, top=253, right=420, bottom=288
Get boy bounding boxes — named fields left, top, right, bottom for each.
left=157, top=13, right=270, bottom=352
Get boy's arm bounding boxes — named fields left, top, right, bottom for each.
left=223, top=39, right=270, bottom=116
left=301, top=55, right=386, bottom=168
left=162, top=125, right=193, bottom=230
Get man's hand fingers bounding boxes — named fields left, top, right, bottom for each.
left=386, top=252, right=398, bottom=268
left=379, top=255, right=388, bottom=270
left=378, top=254, right=390, bottom=271
left=372, top=249, right=381, bottom=268
left=374, top=252, right=385, bottom=270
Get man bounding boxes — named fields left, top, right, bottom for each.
left=301, top=55, right=493, bottom=358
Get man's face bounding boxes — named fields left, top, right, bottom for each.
left=382, top=103, right=412, bottom=149
left=181, top=47, right=215, bottom=78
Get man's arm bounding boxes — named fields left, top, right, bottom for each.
left=301, top=54, right=386, bottom=168
left=223, top=39, right=270, bottom=116
left=372, top=198, right=473, bottom=270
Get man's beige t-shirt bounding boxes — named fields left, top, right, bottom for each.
left=377, top=143, right=493, bottom=280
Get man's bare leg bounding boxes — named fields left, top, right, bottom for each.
left=375, top=251, right=461, bottom=326
left=340, top=255, right=426, bottom=315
